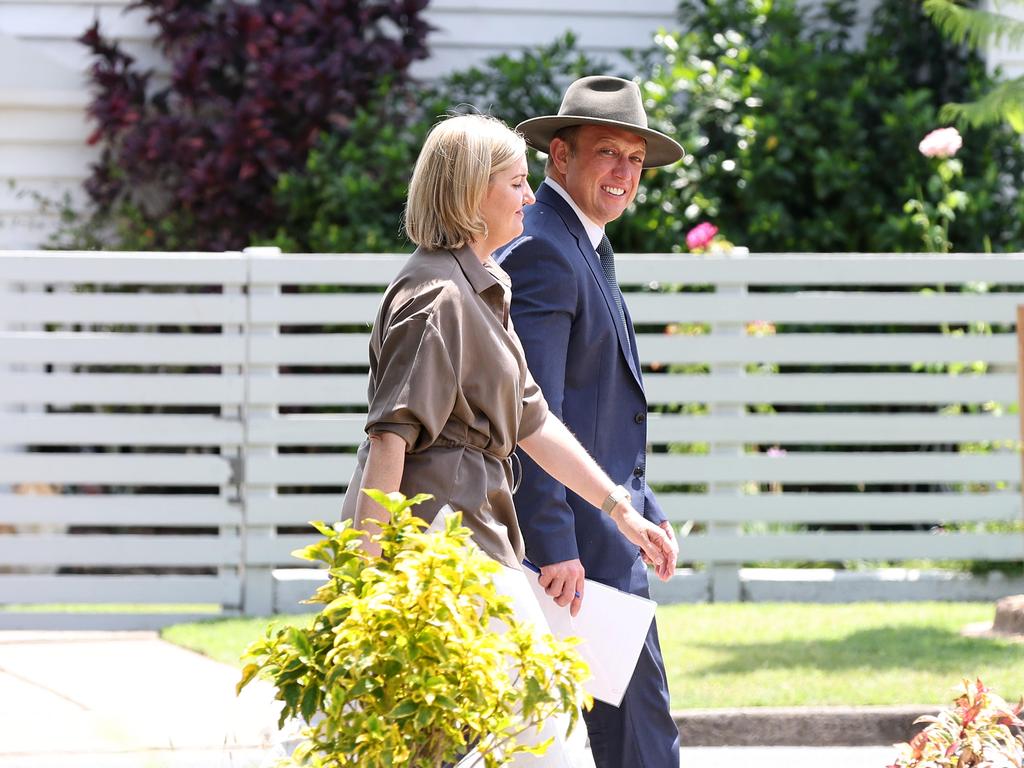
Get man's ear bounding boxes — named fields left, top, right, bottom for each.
left=549, top=137, right=571, bottom=175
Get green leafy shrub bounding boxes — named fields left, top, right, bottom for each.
left=266, top=33, right=608, bottom=253
left=238, top=491, right=591, bottom=768
left=266, top=85, right=443, bottom=254
left=440, top=33, right=611, bottom=180
left=442, top=32, right=609, bottom=127
left=613, top=0, right=1024, bottom=253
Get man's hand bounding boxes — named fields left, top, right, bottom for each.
left=643, top=521, right=678, bottom=581
left=538, top=558, right=586, bottom=617
left=610, top=504, right=675, bottom=580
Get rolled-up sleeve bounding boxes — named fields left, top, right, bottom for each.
left=365, top=315, right=457, bottom=451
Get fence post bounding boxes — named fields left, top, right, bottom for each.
left=241, top=246, right=281, bottom=616
left=1017, top=306, right=1024, bottom=506
left=222, top=253, right=246, bottom=616
left=1, top=263, right=59, bottom=557
left=708, top=249, right=748, bottom=602
left=0, top=269, right=15, bottom=498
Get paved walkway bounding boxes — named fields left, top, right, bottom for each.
left=0, top=631, right=283, bottom=768
left=682, top=747, right=893, bottom=767
left=0, top=631, right=899, bottom=768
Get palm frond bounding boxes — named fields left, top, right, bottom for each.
left=940, top=76, right=1024, bottom=133
left=923, top=0, right=1024, bottom=49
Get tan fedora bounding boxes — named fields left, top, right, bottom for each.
left=516, top=75, right=683, bottom=168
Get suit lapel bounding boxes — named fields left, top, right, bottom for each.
left=535, top=185, right=642, bottom=387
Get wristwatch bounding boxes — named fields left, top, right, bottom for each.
left=601, top=484, right=631, bottom=515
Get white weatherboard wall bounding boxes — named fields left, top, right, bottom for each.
left=984, top=0, right=1024, bottom=80
left=0, top=0, right=678, bottom=249
left=1, top=250, right=1023, bottom=628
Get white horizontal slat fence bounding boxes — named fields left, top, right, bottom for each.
left=626, top=253, right=1024, bottom=601
left=190, top=247, right=1024, bottom=607
left=1, top=250, right=1022, bottom=624
left=0, top=250, right=246, bottom=629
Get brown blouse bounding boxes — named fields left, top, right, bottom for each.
left=341, top=244, right=549, bottom=568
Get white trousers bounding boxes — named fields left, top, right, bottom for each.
left=459, top=563, right=594, bottom=768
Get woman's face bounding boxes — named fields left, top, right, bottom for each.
left=479, top=154, right=535, bottom=253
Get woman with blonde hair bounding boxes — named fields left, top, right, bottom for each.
left=341, top=114, right=676, bottom=767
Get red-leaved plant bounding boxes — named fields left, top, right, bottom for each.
left=77, top=0, right=431, bottom=251
left=889, top=678, right=1024, bottom=768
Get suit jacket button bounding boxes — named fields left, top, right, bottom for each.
left=633, top=466, right=644, bottom=478
left=634, top=411, right=645, bottom=424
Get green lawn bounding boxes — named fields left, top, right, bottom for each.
left=161, top=602, right=1024, bottom=709
left=656, top=602, right=1022, bottom=708
left=163, top=613, right=315, bottom=667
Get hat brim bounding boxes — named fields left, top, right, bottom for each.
left=516, top=115, right=684, bottom=168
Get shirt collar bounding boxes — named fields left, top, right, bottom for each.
left=449, top=243, right=510, bottom=294
left=543, top=178, right=605, bottom=250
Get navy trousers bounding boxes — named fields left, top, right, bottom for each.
left=583, top=556, right=680, bottom=768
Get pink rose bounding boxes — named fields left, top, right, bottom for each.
left=918, top=127, right=962, bottom=159
left=746, top=320, right=776, bottom=336
left=686, top=222, right=719, bottom=251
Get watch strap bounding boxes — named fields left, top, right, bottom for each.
left=601, top=484, right=631, bottom=515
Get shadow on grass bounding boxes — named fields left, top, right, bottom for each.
left=689, top=626, right=1018, bottom=676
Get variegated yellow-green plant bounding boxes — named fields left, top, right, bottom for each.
left=237, top=490, right=592, bottom=768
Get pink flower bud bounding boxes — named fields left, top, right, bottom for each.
left=686, top=222, right=719, bottom=251
left=918, top=127, right=962, bottom=159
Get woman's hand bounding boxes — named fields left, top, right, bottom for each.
left=609, top=503, right=678, bottom=582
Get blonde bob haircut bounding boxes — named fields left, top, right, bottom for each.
left=404, top=114, right=526, bottom=250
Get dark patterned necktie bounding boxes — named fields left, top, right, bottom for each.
left=596, top=234, right=629, bottom=337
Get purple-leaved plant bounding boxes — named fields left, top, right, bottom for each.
left=79, top=0, right=432, bottom=250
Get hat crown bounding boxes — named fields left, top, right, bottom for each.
left=558, top=76, right=648, bottom=130
left=515, top=74, right=683, bottom=167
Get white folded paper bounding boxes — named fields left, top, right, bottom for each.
left=521, top=566, right=655, bottom=707
left=427, top=506, right=656, bottom=708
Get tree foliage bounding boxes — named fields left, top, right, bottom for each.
left=941, top=78, right=1024, bottom=133
left=267, top=32, right=607, bottom=253
left=610, top=0, right=1024, bottom=252
left=922, top=0, right=1024, bottom=132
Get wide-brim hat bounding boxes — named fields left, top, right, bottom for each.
left=516, top=75, right=683, bottom=168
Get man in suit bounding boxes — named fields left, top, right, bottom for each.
left=499, top=76, right=684, bottom=768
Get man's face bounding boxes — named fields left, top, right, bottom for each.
left=552, top=124, right=646, bottom=227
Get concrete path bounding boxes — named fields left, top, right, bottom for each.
left=681, top=747, right=894, bottom=767
left=0, top=631, right=284, bottom=768
left=0, top=630, right=901, bottom=768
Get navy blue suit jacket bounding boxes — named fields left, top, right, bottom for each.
left=500, top=183, right=666, bottom=583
